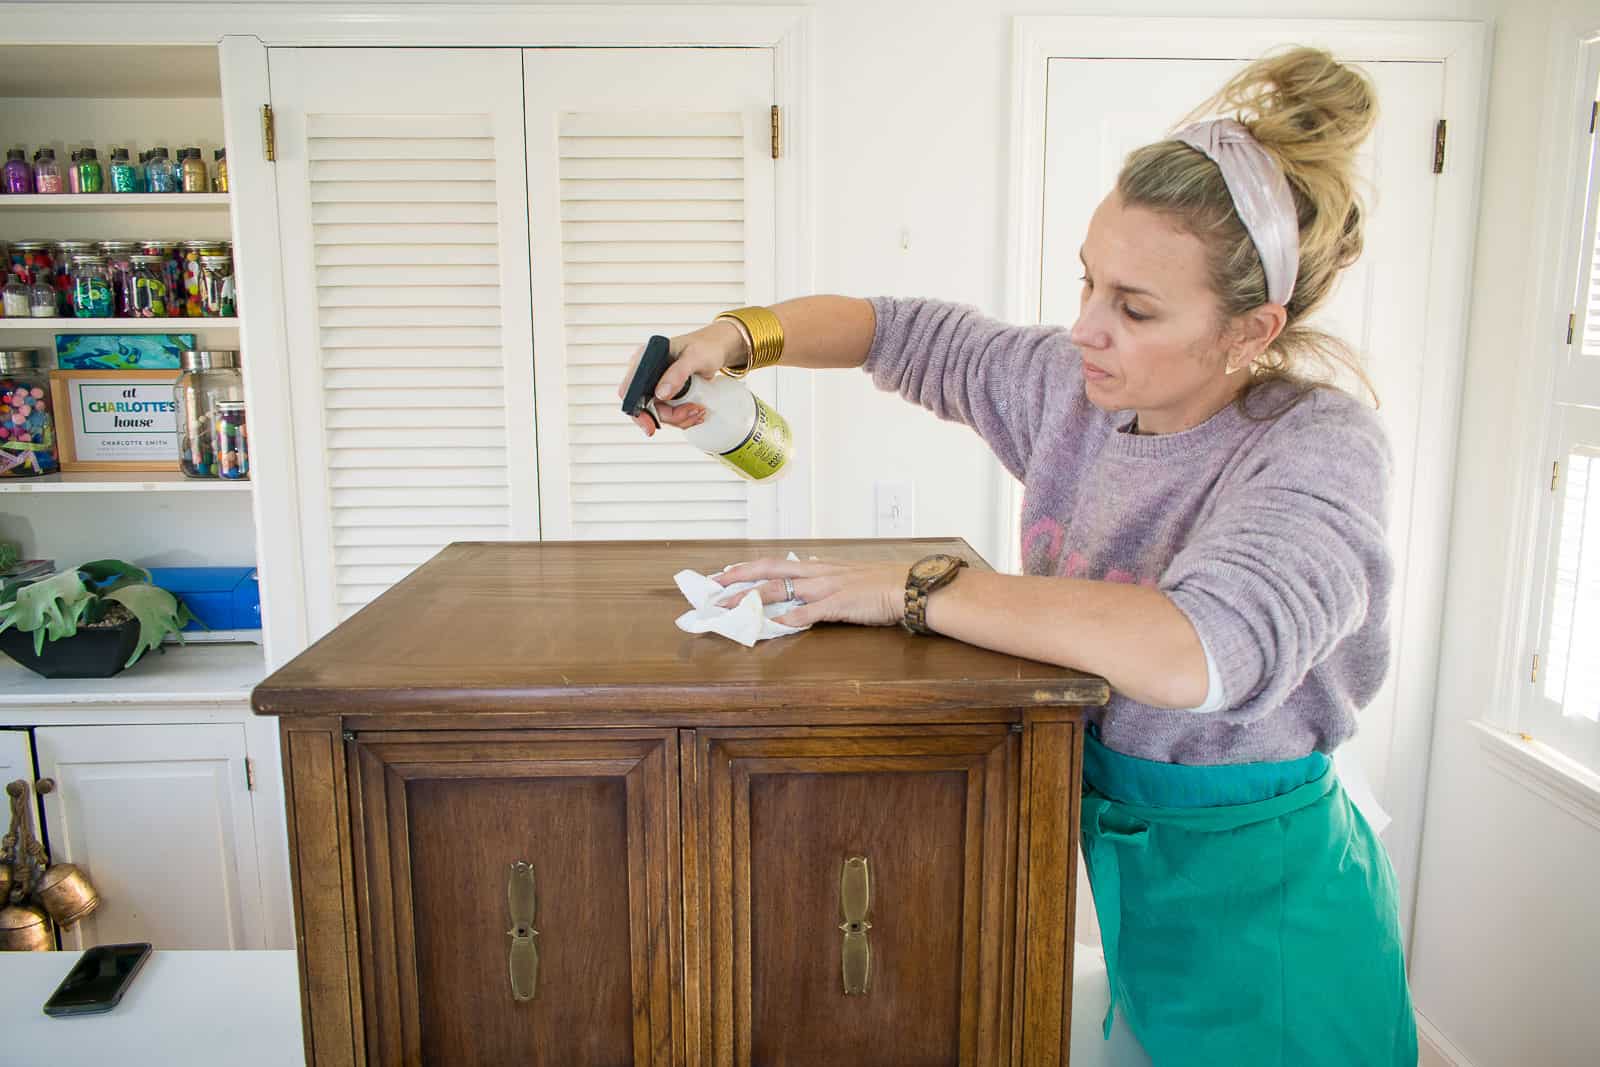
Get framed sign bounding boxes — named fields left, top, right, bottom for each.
left=49, top=370, right=181, bottom=472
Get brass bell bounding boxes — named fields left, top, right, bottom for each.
left=0, top=861, right=12, bottom=901
left=0, top=902, right=53, bottom=951
left=36, top=863, right=98, bottom=928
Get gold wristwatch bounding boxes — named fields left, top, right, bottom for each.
left=902, top=554, right=967, bottom=635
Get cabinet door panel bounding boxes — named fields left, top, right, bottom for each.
left=691, top=727, right=1019, bottom=1067
left=350, top=730, right=680, bottom=1067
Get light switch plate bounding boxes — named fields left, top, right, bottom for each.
left=875, top=481, right=915, bottom=537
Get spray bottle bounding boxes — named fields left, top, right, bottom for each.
left=621, top=334, right=794, bottom=481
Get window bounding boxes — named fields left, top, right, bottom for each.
left=1526, top=45, right=1600, bottom=772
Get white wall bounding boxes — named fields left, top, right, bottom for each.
left=1409, top=4, right=1600, bottom=1066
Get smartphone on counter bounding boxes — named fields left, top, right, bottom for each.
left=42, top=942, right=153, bottom=1017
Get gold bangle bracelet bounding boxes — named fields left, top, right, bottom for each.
left=719, top=314, right=757, bottom=377
left=715, top=306, right=784, bottom=378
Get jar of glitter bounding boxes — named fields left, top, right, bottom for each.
left=0, top=350, right=59, bottom=478
left=71, top=255, right=113, bottom=318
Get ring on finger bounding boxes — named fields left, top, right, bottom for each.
left=783, top=577, right=799, bottom=603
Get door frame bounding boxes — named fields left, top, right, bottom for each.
left=1005, top=15, right=1490, bottom=945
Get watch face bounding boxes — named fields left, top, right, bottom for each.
left=910, top=554, right=957, bottom=582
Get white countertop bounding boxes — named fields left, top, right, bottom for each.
left=2, top=949, right=303, bottom=1065
left=2, top=945, right=1149, bottom=1065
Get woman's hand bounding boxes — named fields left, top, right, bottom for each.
left=715, top=557, right=908, bottom=628
left=616, top=319, right=749, bottom=436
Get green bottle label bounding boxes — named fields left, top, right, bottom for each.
left=717, top=396, right=792, bottom=480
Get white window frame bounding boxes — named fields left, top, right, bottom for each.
left=1509, top=33, right=1600, bottom=773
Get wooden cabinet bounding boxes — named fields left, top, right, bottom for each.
left=255, top=539, right=1107, bottom=1066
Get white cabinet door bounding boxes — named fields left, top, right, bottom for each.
left=524, top=48, right=784, bottom=540
left=268, top=48, right=538, bottom=636
left=34, top=724, right=263, bottom=951
left=1037, top=56, right=1454, bottom=944
left=0, top=727, right=32, bottom=784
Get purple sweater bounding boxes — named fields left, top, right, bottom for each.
left=864, top=296, right=1394, bottom=766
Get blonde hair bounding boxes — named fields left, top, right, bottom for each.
left=1116, top=46, right=1379, bottom=409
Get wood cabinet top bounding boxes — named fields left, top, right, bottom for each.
left=251, top=539, right=1108, bottom=720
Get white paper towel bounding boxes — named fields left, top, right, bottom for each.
left=674, top=552, right=810, bottom=647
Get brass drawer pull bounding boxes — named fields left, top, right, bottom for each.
left=507, top=861, right=540, bottom=1002
left=840, top=856, right=872, bottom=995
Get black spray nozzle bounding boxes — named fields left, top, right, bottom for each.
left=621, top=335, right=689, bottom=430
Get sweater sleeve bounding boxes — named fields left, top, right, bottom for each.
left=862, top=295, right=1095, bottom=478
left=1159, top=393, right=1395, bottom=722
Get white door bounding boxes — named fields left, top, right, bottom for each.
left=34, top=724, right=264, bottom=951
left=524, top=48, right=784, bottom=540
left=1035, top=57, right=1451, bottom=939
left=0, top=727, right=32, bottom=784
left=269, top=48, right=538, bottom=635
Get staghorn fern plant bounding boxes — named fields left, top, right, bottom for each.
left=0, top=560, right=197, bottom=669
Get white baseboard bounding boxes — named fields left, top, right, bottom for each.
left=1417, top=1010, right=1476, bottom=1067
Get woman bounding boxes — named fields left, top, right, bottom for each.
left=619, top=46, right=1415, bottom=1066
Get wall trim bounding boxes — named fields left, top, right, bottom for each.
left=1473, top=719, right=1600, bottom=832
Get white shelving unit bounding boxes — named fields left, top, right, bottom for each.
left=0, top=641, right=265, bottom=709
left=0, top=193, right=230, bottom=208
left=0, top=470, right=250, bottom=493
left=0, top=44, right=257, bottom=703
left=0, top=316, right=239, bottom=332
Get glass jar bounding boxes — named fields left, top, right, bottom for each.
left=2, top=274, right=29, bottom=318
left=126, top=254, right=169, bottom=318
left=0, top=350, right=59, bottom=478
left=174, top=349, right=243, bottom=478
left=77, top=147, right=103, bottom=194
left=109, top=147, right=138, bottom=193
left=29, top=275, right=56, bottom=318
left=146, top=147, right=178, bottom=193
left=134, top=150, right=149, bottom=192
left=4, top=149, right=34, bottom=194
left=199, top=254, right=235, bottom=317
left=71, top=255, right=113, bottom=318
left=52, top=242, right=93, bottom=315
left=213, top=148, right=228, bottom=193
left=100, top=241, right=136, bottom=317
left=32, top=148, right=62, bottom=194
left=180, top=148, right=208, bottom=193
left=8, top=240, right=53, bottom=286
left=137, top=240, right=184, bottom=318
left=179, top=241, right=220, bottom=317
left=213, top=401, right=249, bottom=480
left=67, top=150, right=81, bottom=194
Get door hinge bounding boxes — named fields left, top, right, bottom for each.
left=1590, top=100, right=1597, bottom=133
left=261, top=104, right=276, bottom=163
left=1552, top=459, right=1561, bottom=491
left=1568, top=312, right=1576, bottom=344
left=1532, top=652, right=1540, bottom=683
left=244, top=757, right=255, bottom=790
left=770, top=105, right=781, bottom=160
left=1431, top=119, right=1447, bottom=174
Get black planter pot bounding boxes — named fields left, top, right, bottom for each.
left=0, top=620, right=142, bottom=678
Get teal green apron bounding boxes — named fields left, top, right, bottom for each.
left=1081, top=729, right=1417, bottom=1066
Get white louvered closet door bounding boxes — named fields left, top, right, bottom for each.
left=524, top=49, right=781, bottom=541
left=268, top=49, right=538, bottom=636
